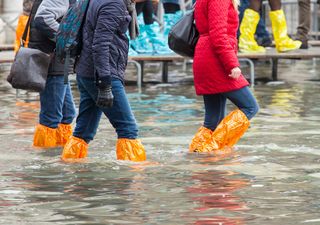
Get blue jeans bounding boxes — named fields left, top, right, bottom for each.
left=40, top=75, right=76, bottom=128
left=73, top=77, right=138, bottom=143
left=203, top=87, right=259, bottom=130
left=238, top=0, right=270, bottom=39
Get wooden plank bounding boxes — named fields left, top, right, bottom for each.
left=0, top=51, right=15, bottom=63
left=309, top=40, right=320, bottom=47
left=0, top=44, right=14, bottom=51
left=2, top=46, right=320, bottom=64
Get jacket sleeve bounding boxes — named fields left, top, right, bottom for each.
left=207, top=0, right=240, bottom=73
left=92, top=2, right=122, bottom=83
left=34, top=0, right=69, bottom=42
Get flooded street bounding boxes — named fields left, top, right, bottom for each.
left=0, top=60, right=320, bottom=224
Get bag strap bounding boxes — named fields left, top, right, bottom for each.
left=64, top=51, right=71, bottom=84
left=21, top=15, right=32, bottom=47
left=21, top=0, right=43, bottom=47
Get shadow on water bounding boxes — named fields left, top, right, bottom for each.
left=0, top=60, right=320, bottom=224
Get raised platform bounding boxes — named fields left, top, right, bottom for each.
left=2, top=46, right=320, bottom=86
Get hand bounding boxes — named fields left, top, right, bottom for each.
left=96, top=85, right=114, bottom=108
left=229, top=67, right=241, bottom=80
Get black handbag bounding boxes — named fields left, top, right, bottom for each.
left=168, top=7, right=199, bottom=58
left=7, top=5, right=51, bottom=92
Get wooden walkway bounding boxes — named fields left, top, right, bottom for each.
left=2, top=45, right=320, bottom=86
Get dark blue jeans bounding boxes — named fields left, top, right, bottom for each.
left=238, top=0, right=270, bottom=39
left=40, top=75, right=76, bottom=128
left=203, top=86, right=259, bottom=130
left=73, top=77, right=138, bottom=143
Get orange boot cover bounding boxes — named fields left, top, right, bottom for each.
left=212, top=109, right=250, bottom=149
left=56, top=124, right=73, bottom=146
left=189, top=126, right=218, bottom=153
left=61, top=136, right=88, bottom=161
left=116, top=139, right=147, bottom=161
left=33, top=124, right=58, bottom=148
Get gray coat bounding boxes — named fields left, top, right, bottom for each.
left=29, top=0, right=69, bottom=75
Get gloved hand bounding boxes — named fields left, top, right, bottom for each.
left=96, top=85, right=114, bottom=108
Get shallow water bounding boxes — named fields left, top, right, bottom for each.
left=0, top=60, right=320, bottom=224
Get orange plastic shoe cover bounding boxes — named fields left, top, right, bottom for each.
left=33, top=124, right=58, bottom=148
left=116, top=139, right=147, bottom=161
left=56, top=123, right=73, bottom=146
left=212, top=109, right=250, bottom=149
left=189, top=126, right=216, bottom=152
left=61, top=136, right=88, bottom=161
left=14, top=14, right=29, bottom=53
left=190, top=109, right=250, bottom=153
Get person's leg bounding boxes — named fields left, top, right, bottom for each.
left=256, top=10, right=272, bottom=47
left=239, top=0, right=266, bottom=53
left=135, top=1, right=145, bottom=16
left=249, top=0, right=262, bottom=11
left=268, top=0, right=281, bottom=10
left=143, top=0, right=173, bottom=54
left=222, top=86, right=259, bottom=120
left=269, top=5, right=302, bottom=52
left=132, top=1, right=154, bottom=54
left=34, top=75, right=67, bottom=148
left=211, top=86, right=258, bottom=148
left=61, top=77, right=103, bottom=161
left=163, top=2, right=180, bottom=14
left=296, top=0, right=311, bottom=49
left=57, top=83, right=77, bottom=146
left=73, top=77, right=103, bottom=143
left=203, top=95, right=227, bottom=130
left=101, top=79, right=146, bottom=161
left=142, top=0, right=154, bottom=25
left=189, top=94, right=227, bottom=152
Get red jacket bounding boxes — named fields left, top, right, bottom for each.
left=193, top=0, right=249, bottom=95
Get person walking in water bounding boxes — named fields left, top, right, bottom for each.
left=61, top=0, right=146, bottom=162
left=190, top=0, right=259, bottom=152
left=30, top=0, right=76, bottom=148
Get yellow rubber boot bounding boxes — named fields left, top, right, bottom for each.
left=61, top=136, right=88, bottom=161
left=33, top=124, right=58, bottom=148
left=269, top=10, right=302, bottom=52
left=56, top=124, right=73, bottom=146
left=189, top=126, right=217, bottom=152
left=239, top=9, right=266, bottom=53
left=211, top=109, right=250, bottom=149
left=116, top=139, right=146, bottom=162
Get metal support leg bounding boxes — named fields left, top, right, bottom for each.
left=128, top=60, right=142, bottom=93
left=138, top=61, right=144, bottom=84
left=162, top=61, right=169, bottom=83
left=239, top=58, right=255, bottom=88
left=272, top=58, right=279, bottom=81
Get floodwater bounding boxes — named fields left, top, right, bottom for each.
left=0, top=59, right=320, bottom=225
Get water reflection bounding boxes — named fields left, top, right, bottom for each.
left=0, top=61, right=320, bottom=224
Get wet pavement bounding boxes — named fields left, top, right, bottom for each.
left=0, top=59, right=320, bottom=224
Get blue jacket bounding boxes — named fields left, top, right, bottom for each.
left=76, top=0, right=131, bottom=83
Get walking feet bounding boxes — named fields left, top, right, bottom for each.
left=33, top=123, right=73, bottom=148
left=189, top=110, right=250, bottom=153
left=61, top=137, right=147, bottom=162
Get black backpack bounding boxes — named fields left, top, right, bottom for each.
left=168, top=8, right=199, bottom=58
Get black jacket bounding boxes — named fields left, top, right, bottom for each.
left=76, top=0, right=131, bottom=83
